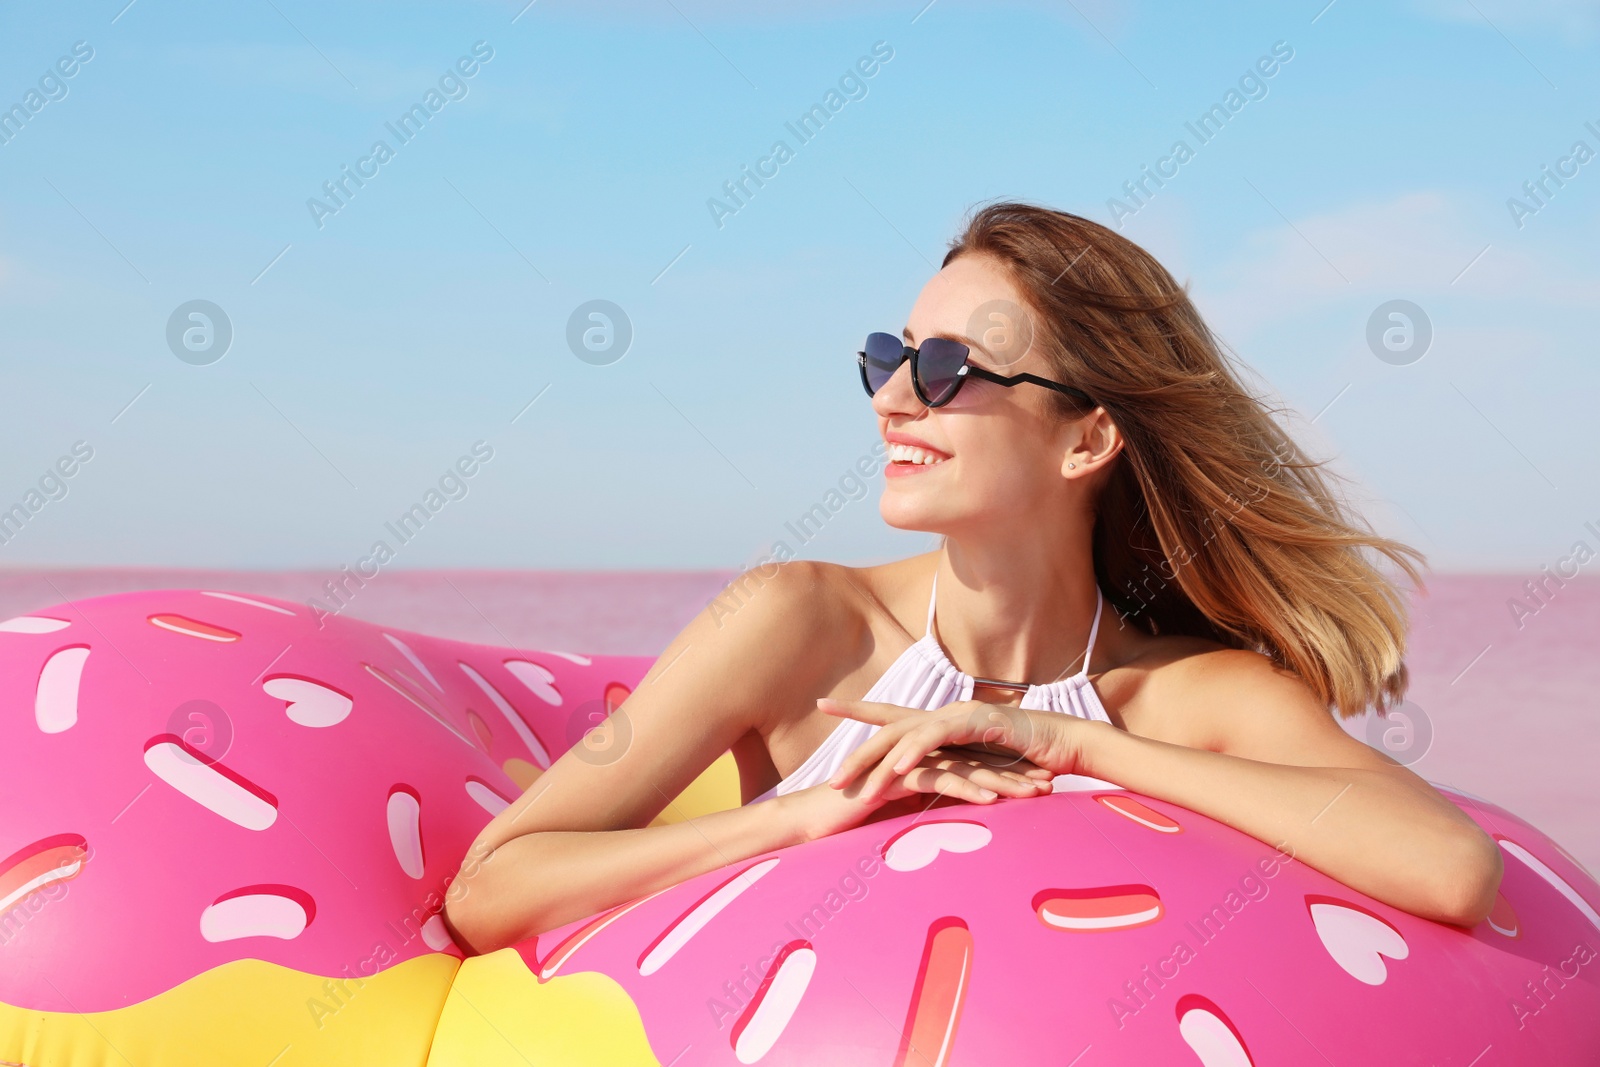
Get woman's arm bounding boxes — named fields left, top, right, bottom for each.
left=822, top=649, right=1503, bottom=927
left=1074, top=726, right=1503, bottom=926
left=1082, top=647, right=1502, bottom=927
left=444, top=788, right=811, bottom=952
left=442, top=560, right=841, bottom=954
left=446, top=751, right=1043, bottom=953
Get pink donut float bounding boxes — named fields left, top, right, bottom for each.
left=1, top=588, right=1597, bottom=1066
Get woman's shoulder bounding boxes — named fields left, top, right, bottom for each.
left=723, top=554, right=931, bottom=636
left=687, top=556, right=923, bottom=723
left=1098, top=628, right=1329, bottom=748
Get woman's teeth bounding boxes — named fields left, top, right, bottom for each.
left=888, top=443, right=949, bottom=465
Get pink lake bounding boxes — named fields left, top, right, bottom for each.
left=3, top=567, right=1595, bottom=874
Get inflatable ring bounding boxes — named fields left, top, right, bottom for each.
left=2, top=589, right=1597, bottom=1065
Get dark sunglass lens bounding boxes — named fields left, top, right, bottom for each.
left=916, top=337, right=969, bottom=405
left=862, top=332, right=904, bottom=393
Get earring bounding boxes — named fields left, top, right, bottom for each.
left=1068, top=462, right=1077, bottom=469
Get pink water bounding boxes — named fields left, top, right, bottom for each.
left=3, top=568, right=1595, bottom=873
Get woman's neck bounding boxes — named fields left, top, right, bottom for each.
left=932, top=538, right=1106, bottom=686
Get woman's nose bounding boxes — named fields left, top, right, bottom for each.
left=871, top=356, right=923, bottom=417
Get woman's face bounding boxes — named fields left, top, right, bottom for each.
left=874, top=253, right=1095, bottom=536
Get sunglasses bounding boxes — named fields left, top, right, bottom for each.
left=857, top=331, right=1094, bottom=409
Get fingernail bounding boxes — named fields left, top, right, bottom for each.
left=978, top=788, right=997, bottom=800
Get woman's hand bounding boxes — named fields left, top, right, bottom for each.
left=780, top=745, right=1054, bottom=843
left=818, top=697, right=1089, bottom=802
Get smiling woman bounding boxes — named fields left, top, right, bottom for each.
left=439, top=199, right=1514, bottom=984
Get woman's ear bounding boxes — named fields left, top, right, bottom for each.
left=1063, top=409, right=1123, bottom=477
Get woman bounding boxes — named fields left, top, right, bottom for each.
left=442, top=201, right=1502, bottom=956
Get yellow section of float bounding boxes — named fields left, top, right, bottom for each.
left=0, top=953, right=457, bottom=1067
left=649, top=749, right=743, bottom=826
left=426, top=947, right=661, bottom=1066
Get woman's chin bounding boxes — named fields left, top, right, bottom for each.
left=879, top=499, right=948, bottom=534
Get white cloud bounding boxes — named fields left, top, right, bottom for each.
left=1188, top=190, right=1600, bottom=342
left=155, top=41, right=490, bottom=106
left=1411, top=0, right=1599, bottom=45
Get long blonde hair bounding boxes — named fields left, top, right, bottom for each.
left=943, top=200, right=1426, bottom=717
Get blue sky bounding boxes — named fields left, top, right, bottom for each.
left=1, top=0, right=1597, bottom=573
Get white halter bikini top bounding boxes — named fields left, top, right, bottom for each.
left=749, top=570, right=1121, bottom=805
